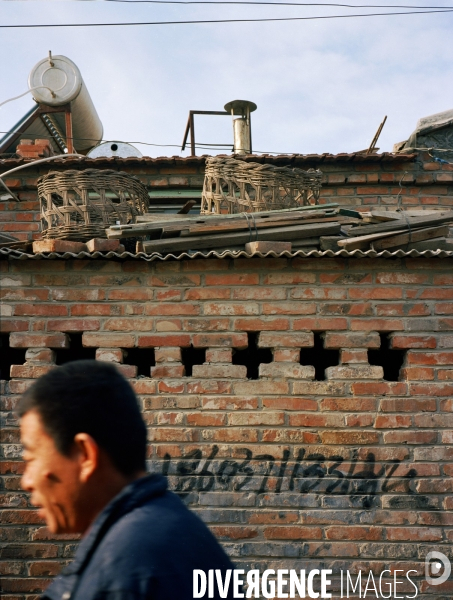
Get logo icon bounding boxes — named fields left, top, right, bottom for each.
left=425, top=551, right=451, bottom=586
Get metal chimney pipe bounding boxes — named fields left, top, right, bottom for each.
left=224, top=100, right=257, bottom=154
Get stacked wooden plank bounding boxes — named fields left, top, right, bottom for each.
left=319, top=209, right=453, bottom=252
left=105, top=204, right=360, bottom=254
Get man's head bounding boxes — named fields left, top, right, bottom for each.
left=18, top=360, right=148, bottom=534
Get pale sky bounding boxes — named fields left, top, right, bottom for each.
left=1, top=1, right=452, bottom=157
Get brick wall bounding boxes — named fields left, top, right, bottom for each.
left=1, top=151, right=453, bottom=241
left=1, top=255, right=453, bottom=598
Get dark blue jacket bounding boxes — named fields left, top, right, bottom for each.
left=42, top=474, right=236, bottom=600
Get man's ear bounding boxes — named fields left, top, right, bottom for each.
left=73, top=433, right=100, bottom=483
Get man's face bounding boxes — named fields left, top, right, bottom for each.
left=20, top=410, right=84, bottom=534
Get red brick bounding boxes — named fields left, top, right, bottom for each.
left=400, top=367, right=434, bottom=380
left=325, top=527, right=382, bottom=541
left=263, top=526, right=322, bottom=540
left=9, top=365, right=56, bottom=379
left=383, top=431, right=437, bottom=444
left=350, top=318, right=404, bottom=331
left=262, top=397, right=318, bottom=410
left=192, top=333, right=248, bottom=348
left=380, top=398, right=436, bottom=412
left=32, top=239, right=87, bottom=253
left=321, top=397, right=376, bottom=411
left=205, top=348, right=232, bottom=362
left=320, top=431, right=379, bottom=445
left=258, top=332, right=313, bottom=347
left=374, top=415, right=411, bottom=429
left=47, top=319, right=100, bottom=332
left=324, top=331, right=380, bottom=349
left=407, top=351, right=453, bottom=365
left=205, top=274, right=259, bottom=285
left=150, top=365, right=185, bottom=377
left=185, top=288, right=230, bottom=301
left=192, top=364, right=246, bottom=378
left=410, top=383, right=453, bottom=396
left=138, top=334, right=191, bottom=347
left=86, top=238, right=121, bottom=252
left=210, top=526, right=258, bottom=540
left=263, top=273, right=316, bottom=284
left=150, top=274, right=201, bottom=288
left=351, top=382, right=408, bottom=396
left=262, top=302, right=316, bottom=315
left=420, top=288, right=453, bottom=299
left=293, top=317, right=347, bottom=330
left=0, top=319, right=29, bottom=332
left=386, top=527, right=442, bottom=541
left=390, top=335, right=436, bottom=349
left=9, top=332, right=69, bottom=348
left=145, top=304, right=199, bottom=316
left=273, top=349, right=300, bottom=362
left=82, top=333, right=135, bottom=347
left=186, top=413, right=226, bottom=427
left=349, top=287, right=403, bottom=300
left=232, top=287, right=286, bottom=300
left=234, top=318, right=289, bottom=331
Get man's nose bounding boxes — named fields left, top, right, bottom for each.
left=21, top=467, right=34, bottom=492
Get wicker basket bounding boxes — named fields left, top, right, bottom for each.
left=201, top=156, right=323, bottom=215
left=38, top=169, right=149, bottom=241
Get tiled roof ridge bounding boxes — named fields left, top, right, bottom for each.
left=0, top=151, right=417, bottom=168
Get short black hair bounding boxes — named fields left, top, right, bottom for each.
left=17, top=360, right=147, bottom=476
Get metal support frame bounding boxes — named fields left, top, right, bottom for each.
left=0, top=103, right=75, bottom=155
left=181, top=110, right=229, bottom=156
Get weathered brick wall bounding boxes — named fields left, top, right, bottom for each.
left=1, top=255, right=453, bottom=598
left=1, top=151, right=453, bottom=240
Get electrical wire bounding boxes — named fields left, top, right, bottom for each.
left=2, top=8, right=453, bottom=27
left=1, top=131, right=452, bottom=157
left=3, top=0, right=453, bottom=5
left=0, top=87, right=55, bottom=108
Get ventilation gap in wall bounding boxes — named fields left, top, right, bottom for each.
left=0, top=334, right=26, bottom=381
left=123, top=348, right=156, bottom=377
left=368, top=333, right=405, bottom=382
left=181, top=346, right=206, bottom=377
left=55, top=333, right=96, bottom=365
left=232, top=332, right=273, bottom=380
left=299, top=332, right=339, bottom=381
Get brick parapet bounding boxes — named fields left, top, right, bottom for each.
left=1, top=255, right=453, bottom=596
left=1, top=151, right=453, bottom=239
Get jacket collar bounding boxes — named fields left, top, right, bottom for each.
left=41, top=474, right=168, bottom=599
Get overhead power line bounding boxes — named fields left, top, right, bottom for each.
left=3, top=0, right=453, bottom=6
left=1, top=8, right=453, bottom=27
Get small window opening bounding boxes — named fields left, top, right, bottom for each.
left=181, top=346, right=206, bottom=377
left=123, top=348, right=156, bottom=377
left=55, top=333, right=96, bottom=365
left=0, top=334, right=26, bottom=381
left=368, top=333, right=405, bottom=381
left=299, top=332, right=339, bottom=381
left=232, top=332, right=273, bottom=380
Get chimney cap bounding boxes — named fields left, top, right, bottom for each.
left=224, top=99, right=257, bottom=115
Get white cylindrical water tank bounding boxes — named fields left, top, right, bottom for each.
left=87, top=141, right=143, bottom=159
left=28, top=54, right=103, bottom=151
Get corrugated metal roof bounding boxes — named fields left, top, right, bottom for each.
left=2, top=247, right=452, bottom=261
left=0, top=152, right=417, bottom=169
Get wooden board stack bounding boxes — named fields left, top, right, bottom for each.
left=321, top=209, right=453, bottom=252
left=104, top=206, right=453, bottom=255
left=105, top=204, right=359, bottom=254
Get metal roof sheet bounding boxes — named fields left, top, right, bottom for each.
left=2, top=247, right=453, bottom=261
